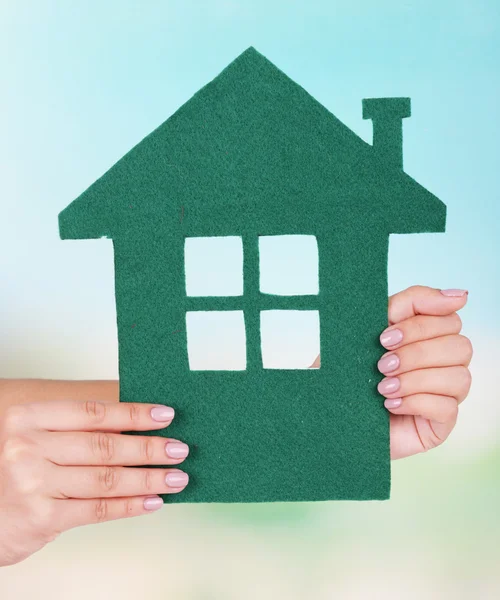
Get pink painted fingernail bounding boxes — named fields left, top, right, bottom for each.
left=440, top=289, right=468, bottom=297
left=378, top=377, right=400, bottom=395
left=143, top=496, right=164, bottom=511
left=151, top=406, right=175, bottom=422
left=166, top=471, right=189, bottom=488
left=166, top=442, right=189, bottom=459
left=380, top=328, right=403, bottom=348
left=377, top=353, right=400, bottom=374
left=385, top=398, right=402, bottom=409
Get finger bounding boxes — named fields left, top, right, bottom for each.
left=388, top=286, right=468, bottom=325
left=20, top=400, right=176, bottom=432
left=378, top=366, right=472, bottom=403
left=378, top=334, right=473, bottom=377
left=310, top=355, right=320, bottom=368
left=56, top=495, right=165, bottom=530
left=52, top=465, right=189, bottom=499
left=384, top=393, right=458, bottom=424
left=386, top=394, right=458, bottom=454
left=38, top=431, right=189, bottom=466
left=380, top=313, right=462, bottom=350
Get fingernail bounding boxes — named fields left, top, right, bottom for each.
left=166, top=442, right=189, bottom=459
left=143, top=496, right=164, bottom=511
left=166, top=471, right=189, bottom=488
left=378, top=377, right=400, bottom=395
left=151, top=406, right=175, bottom=422
left=380, top=328, right=403, bottom=348
left=440, top=289, right=468, bottom=297
left=385, top=398, right=402, bottom=409
left=377, top=354, right=400, bottom=374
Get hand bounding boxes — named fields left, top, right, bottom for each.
left=0, top=400, right=189, bottom=566
left=379, top=286, right=472, bottom=459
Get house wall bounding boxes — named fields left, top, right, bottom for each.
left=111, top=226, right=391, bottom=502
left=113, top=233, right=190, bottom=399
left=317, top=228, right=390, bottom=471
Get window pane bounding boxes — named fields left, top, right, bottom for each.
left=185, top=237, right=243, bottom=297
left=260, top=310, right=320, bottom=369
left=259, top=235, right=319, bottom=296
left=186, top=311, right=246, bottom=370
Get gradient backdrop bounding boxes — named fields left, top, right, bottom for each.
left=1, top=1, right=499, bottom=598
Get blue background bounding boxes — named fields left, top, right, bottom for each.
left=1, top=2, right=499, bottom=598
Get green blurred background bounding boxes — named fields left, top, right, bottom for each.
left=1, top=1, right=499, bottom=598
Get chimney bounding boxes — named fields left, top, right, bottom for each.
left=362, top=97, right=411, bottom=170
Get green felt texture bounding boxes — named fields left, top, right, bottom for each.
left=59, top=47, right=446, bottom=503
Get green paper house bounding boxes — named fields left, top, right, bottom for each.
left=59, top=48, right=446, bottom=503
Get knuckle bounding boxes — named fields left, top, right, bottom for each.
left=434, top=396, right=459, bottom=425
left=444, top=401, right=459, bottom=424
left=407, top=284, right=426, bottom=295
left=412, top=316, right=428, bottom=340
left=83, top=400, right=107, bottom=423
left=128, top=403, right=141, bottom=424
left=123, top=498, right=134, bottom=518
left=457, top=366, right=472, bottom=394
left=143, top=469, right=154, bottom=492
left=94, top=499, right=109, bottom=523
left=458, top=335, right=473, bottom=363
left=91, top=432, right=115, bottom=463
left=1, top=436, right=35, bottom=467
left=17, top=474, right=44, bottom=495
left=98, top=466, right=119, bottom=493
left=141, top=437, right=154, bottom=463
left=450, top=312, right=463, bottom=332
left=2, top=405, right=29, bottom=433
left=6, top=455, right=43, bottom=495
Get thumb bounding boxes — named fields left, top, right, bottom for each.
left=388, top=286, right=468, bottom=325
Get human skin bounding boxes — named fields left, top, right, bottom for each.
left=0, top=285, right=472, bottom=566
left=311, top=285, right=472, bottom=459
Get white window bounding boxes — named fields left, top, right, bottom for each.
left=185, top=236, right=243, bottom=297
left=184, top=235, right=320, bottom=370
left=260, top=310, right=320, bottom=369
left=186, top=311, right=246, bottom=371
left=259, top=235, right=319, bottom=295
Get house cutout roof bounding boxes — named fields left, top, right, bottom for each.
left=59, top=46, right=445, bottom=240
left=57, top=47, right=447, bottom=503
